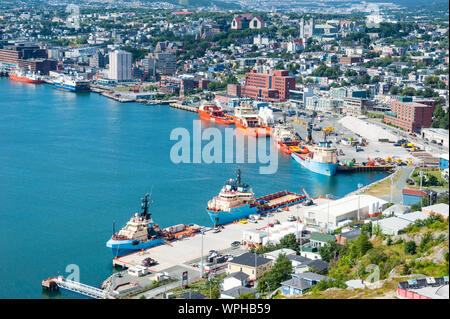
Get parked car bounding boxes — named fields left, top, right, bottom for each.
left=231, top=241, right=240, bottom=248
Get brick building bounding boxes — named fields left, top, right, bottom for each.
left=383, top=97, right=435, bottom=132
left=241, top=70, right=295, bottom=102
left=0, top=43, right=56, bottom=74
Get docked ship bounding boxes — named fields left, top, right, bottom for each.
left=197, top=103, right=234, bottom=125
left=272, top=122, right=302, bottom=154
left=8, top=69, right=43, bottom=84
left=233, top=103, right=270, bottom=137
left=291, top=141, right=339, bottom=176
left=206, top=169, right=307, bottom=225
left=106, top=194, right=165, bottom=257
left=53, top=76, right=90, bottom=92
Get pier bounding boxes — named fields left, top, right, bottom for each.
left=169, top=102, right=198, bottom=112
left=42, top=276, right=117, bottom=299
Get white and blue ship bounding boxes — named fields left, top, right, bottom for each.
left=53, top=76, right=90, bottom=92
left=291, top=141, right=339, bottom=176
left=207, top=169, right=307, bottom=226
left=106, top=194, right=164, bottom=257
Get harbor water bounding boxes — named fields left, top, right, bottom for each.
left=0, top=78, right=388, bottom=298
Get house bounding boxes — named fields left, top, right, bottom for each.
left=231, top=14, right=265, bottom=30
left=220, top=286, right=258, bottom=299
left=287, top=255, right=329, bottom=274
left=336, top=229, right=361, bottom=245
left=263, top=248, right=296, bottom=261
left=177, top=292, right=207, bottom=299
left=298, top=246, right=322, bottom=260
left=402, top=189, right=436, bottom=206
left=221, top=272, right=249, bottom=291
left=309, top=232, right=337, bottom=248
left=372, top=216, right=411, bottom=235
left=227, top=252, right=272, bottom=280
left=281, top=272, right=329, bottom=296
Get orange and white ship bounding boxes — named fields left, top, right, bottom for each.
left=233, top=103, right=271, bottom=137
left=271, top=122, right=305, bottom=154
left=8, top=69, right=43, bottom=84
left=197, top=103, right=234, bottom=125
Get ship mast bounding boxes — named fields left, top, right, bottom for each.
left=140, top=193, right=151, bottom=220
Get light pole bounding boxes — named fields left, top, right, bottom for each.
left=357, top=183, right=363, bottom=221
left=419, top=171, right=424, bottom=191
left=326, top=194, right=331, bottom=233
left=200, top=229, right=204, bottom=279
left=390, top=175, right=394, bottom=204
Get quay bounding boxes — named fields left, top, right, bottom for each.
left=169, top=102, right=198, bottom=112
left=337, top=165, right=396, bottom=172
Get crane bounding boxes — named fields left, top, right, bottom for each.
left=306, top=116, right=314, bottom=144
left=301, top=187, right=314, bottom=206
left=321, top=126, right=334, bottom=143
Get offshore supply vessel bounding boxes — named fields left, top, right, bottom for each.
left=106, top=194, right=165, bottom=257
left=233, top=103, right=270, bottom=137
left=8, top=69, right=43, bottom=84
left=272, top=122, right=303, bottom=155
left=206, top=169, right=307, bottom=226
left=197, top=103, right=234, bottom=125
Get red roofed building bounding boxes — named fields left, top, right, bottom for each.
left=231, top=14, right=265, bottom=30
left=241, top=69, right=295, bottom=102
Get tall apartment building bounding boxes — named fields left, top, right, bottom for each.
left=109, top=50, right=132, bottom=81
left=155, top=52, right=176, bottom=76
left=384, top=97, right=435, bottom=132
left=241, top=69, right=296, bottom=102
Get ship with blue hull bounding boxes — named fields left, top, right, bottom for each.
left=207, top=170, right=306, bottom=226
left=53, top=77, right=90, bottom=93
left=292, top=141, right=339, bottom=176
left=106, top=194, right=165, bottom=257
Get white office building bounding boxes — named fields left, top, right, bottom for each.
left=109, top=50, right=132, bottom=81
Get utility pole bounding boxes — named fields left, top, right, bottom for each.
left=357, top=183, right=363, bottom=221
left=390, top=175, right=394, bottom=204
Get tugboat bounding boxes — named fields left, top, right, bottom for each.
left=206, top=169, right=258, bottom=226
left=197, top=103, right=234, bottom=125
left=106, top=194, right=165, bottom=257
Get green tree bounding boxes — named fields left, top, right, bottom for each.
left=257, top=254, right=292, bottom=294
left=405, top=240, right=417, bottom=255
left=319, top=241, right=341, bottom=263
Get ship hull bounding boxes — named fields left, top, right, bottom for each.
left=9, top=74, right=43, bottom=84
left=106, top=238, right=164, bottom=257
left=207, top=204, right=258, bottom=226
left=291, top=152, right=338, bottom=176
left=234, top=121, right=270, bottom=137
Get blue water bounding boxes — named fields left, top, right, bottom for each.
left=0, top=78, right=388, bottom=298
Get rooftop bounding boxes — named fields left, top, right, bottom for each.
left=221, top=286, right=257, bottom=298
left=281, top=278, right=311, bottom=290
left=309, top=232, right=337, bottom=243
left=229, top=252, right=272, bottom=268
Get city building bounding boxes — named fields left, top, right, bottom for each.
left=343, top=97, right=369, bottom=116
left=0, top=43, right=56, bottom=74
left=384, top=97, right=435, bottom=132
left=109, top=50, right=132, bottom=81
left=241, top=69, right=296, bottom=102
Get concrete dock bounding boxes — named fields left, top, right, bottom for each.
left=112, top=198, right=330, bottom=273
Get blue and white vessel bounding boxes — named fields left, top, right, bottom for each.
left=291, top=141, right=338, bottom=176
left=207, top=169, right=258, bottom=226
left=106, top=194, right=164, bottom=257
left=53, top=76, right=90, bottom=92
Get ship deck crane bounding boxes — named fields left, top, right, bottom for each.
left=301, top=187, right=314, bottom=206
left=321, top=126, right=334, bottom=143
left=306, top=116, right=314, bottom=144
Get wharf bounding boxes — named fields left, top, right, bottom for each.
left=111, top=198, right=329, bottom=272
left=169, top=102, right=198, bottom=112
left=337, top=165, right=396, bottom=172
